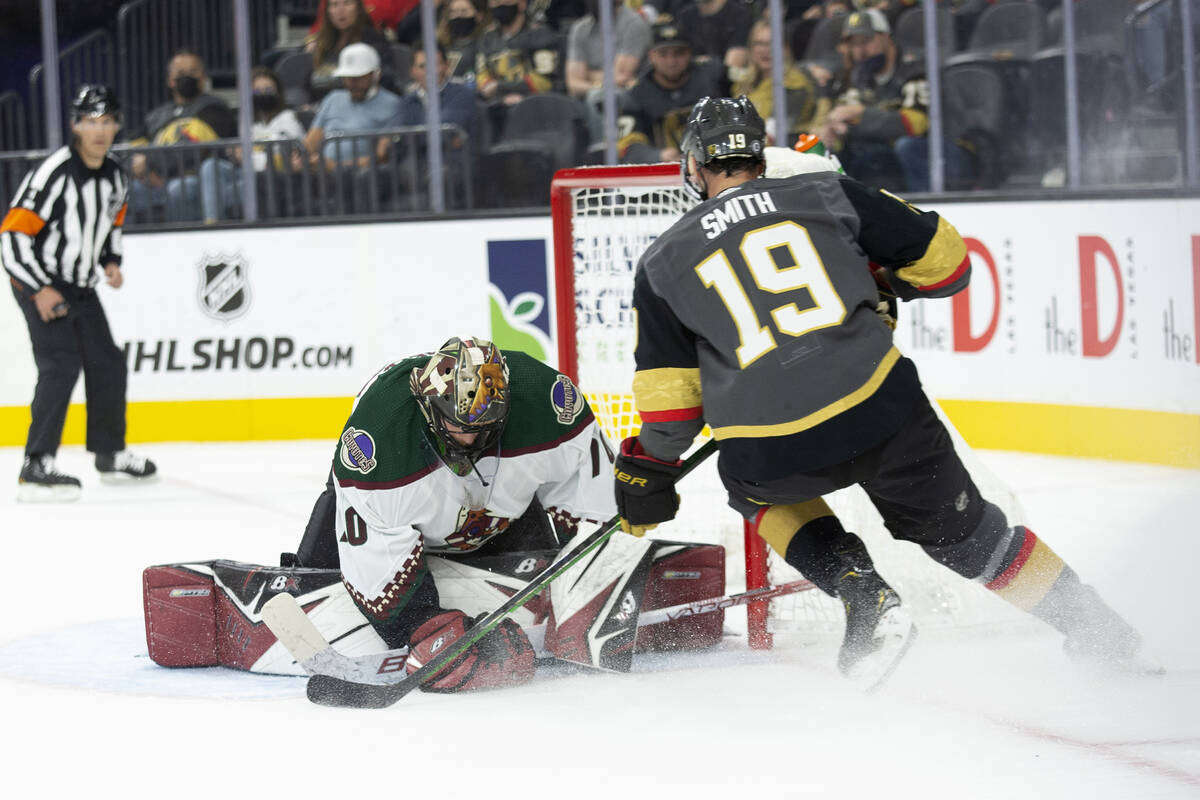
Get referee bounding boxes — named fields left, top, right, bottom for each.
left=1, top=85, right=156, bottom=502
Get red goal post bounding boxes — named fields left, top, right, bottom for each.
left=550, top=164, right=776, bottom=649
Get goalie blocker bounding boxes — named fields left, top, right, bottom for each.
left=142, top=540, right=725, bottom=676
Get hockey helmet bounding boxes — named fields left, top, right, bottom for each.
left=679, top=95, right=766, bottom=200
left=70, top=85, right=121, bottom=124
left=410, top=337, right=510, bottom=473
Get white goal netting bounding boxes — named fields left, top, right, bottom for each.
left=554, top=167, right=1027, bottom=642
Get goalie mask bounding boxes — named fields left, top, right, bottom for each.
left=410, top=337, right=510, bottom=474
left=679, top=95, right=766, bottom=201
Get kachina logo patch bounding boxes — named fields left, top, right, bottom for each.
left=339, top=427, right=377, bottom=474
left=487, top=239, right=552, bottom=363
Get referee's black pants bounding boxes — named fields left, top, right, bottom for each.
left=11, top=283, right=127, bottom=458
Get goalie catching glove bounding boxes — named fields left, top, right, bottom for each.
left=614, top=437, right=683, bottom=537
left=406, top=610, right=535, bottom=693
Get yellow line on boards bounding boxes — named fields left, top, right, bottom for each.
left=0, top=397, right=1195, bottom=469
left=936, top=399, right=1200, bottom=469
left=0, top=397, right=353, bottom=446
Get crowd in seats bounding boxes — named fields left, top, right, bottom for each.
left=1, top=0, right=1195, bottom=225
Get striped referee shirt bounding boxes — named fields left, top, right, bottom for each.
left=0, top=145, right=128, bottom=293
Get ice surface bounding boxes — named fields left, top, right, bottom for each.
left=1, top=442, right=1197, bottom=799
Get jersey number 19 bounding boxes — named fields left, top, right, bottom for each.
left=695, top=221, right=846, bottom=369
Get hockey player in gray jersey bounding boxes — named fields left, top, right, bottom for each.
left=293, top=336, right=616, bottom=692
left=613, top=96, right=1151, bottom=688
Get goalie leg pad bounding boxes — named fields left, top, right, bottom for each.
left=406, top=610, right=536, bottom=693
left=143, top=564, right=218, bottom=667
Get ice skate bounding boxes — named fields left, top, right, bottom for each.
left=17, top=455, right=82, bottom=502
left=95, top=450, right=158, bottom=483
left=837, top=570, right=917, bottom=692
left=1060, top=585, right=1163, bottom=676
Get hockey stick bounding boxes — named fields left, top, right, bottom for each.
left=303, top=438, right=718, bottom=709
left=263, top=573, right=818, bottom=685
left=635, top=578, right=816, bottom=626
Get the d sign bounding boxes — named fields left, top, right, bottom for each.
left=952, top=237, right=999, bottom=352
left=1079, top=235, right=1124, bottom=357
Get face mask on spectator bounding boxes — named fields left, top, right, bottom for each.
left=253, top=91, right=281, bottom=113
left=491, top=3, right=519, bottom=25
left=859, top=52, right=887, bottom=77
left=174, top=75, right=201, bottom=100
left=447, top=16, right=476, bottom=38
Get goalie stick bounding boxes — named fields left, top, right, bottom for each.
left=263, top=575, right=818, bottom=685
left=297, top=439, right=718, bottom=709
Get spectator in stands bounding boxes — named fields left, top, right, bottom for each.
left=400, top=41, right=479, bottom=148
left=475, top=0, right=565, bottom=134
left=565, top=0, right=652, bottom=96
left=305, top=43, right=403, bottom=171
left=477, top=0, right=564, bottom=102
left=439, top=0, right=487, bottom=80
left=396, top=0, right=445, bottom=45
left=565, top=0, right=652, bottom=139
left=618, top=17, right=723, bottom=163
left=307, top=0, right=396, bottom=100
left=126, top=49, right=237, bottom=223
left=197, top=67, right=307, bottom=223
left=816, top=9, right=929, bottom=190
left=396, top=41, right=480, bottom=207
left=732, top=18, right=830, bottom=146
left=788, top=0, right=850, bottom=74
left=311, top=0, right=413, bottom=33
left=674, top=0, right=753, bottom=84
left=858, top=0, right=918, bottom=28
left=829, top=8, right=974, bottom=192
left=534, top=0, right=588, bottom=30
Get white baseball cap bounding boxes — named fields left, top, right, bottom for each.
left=333, top=43, right=381, bottom=78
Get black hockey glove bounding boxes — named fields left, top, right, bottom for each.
left=870, top=261, right=899, bottom=330
left=614, top=437, right=683, bottom=537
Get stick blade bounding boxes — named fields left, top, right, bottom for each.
left=307, top=674, right=409, bottom=709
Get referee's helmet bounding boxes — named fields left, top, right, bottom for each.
left=70, top=85, right=122, bottom=124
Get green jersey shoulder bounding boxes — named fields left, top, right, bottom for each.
left=333, top=351, right=596, bottom=486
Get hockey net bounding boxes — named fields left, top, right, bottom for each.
left=550, top=164, right=1026, bottom=649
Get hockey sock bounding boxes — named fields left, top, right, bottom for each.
left=923, top=513, right=1140, bottom=658
left=751, top=499, right=877, bottom=597
left=977, top=526, right=1070, bottom=612
left=920, top=502, right=1070, bottom=611
left=995, top=542, right=1141, bottom=661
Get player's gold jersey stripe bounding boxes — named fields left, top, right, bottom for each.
left=632, top=366, right=703, bottom=413
left=895, top=216, right=968, bottom=287
left=710, top=346, right=900, bottom=439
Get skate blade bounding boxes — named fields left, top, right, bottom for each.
left=845, top=607, right=918, bottom=694
left=99, top=471, right=159, bottom=485
left=17, top=483, right=82, bottom=503
left=1070, top=651, right=1166, bottom=678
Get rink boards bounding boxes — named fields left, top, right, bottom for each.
left=0, top=196, right=1196, bottom=466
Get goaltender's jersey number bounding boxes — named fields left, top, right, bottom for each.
left=695, top=220, right=846, bottom=369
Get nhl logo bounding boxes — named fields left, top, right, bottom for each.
left=197, top=253, right=251, bottom=321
